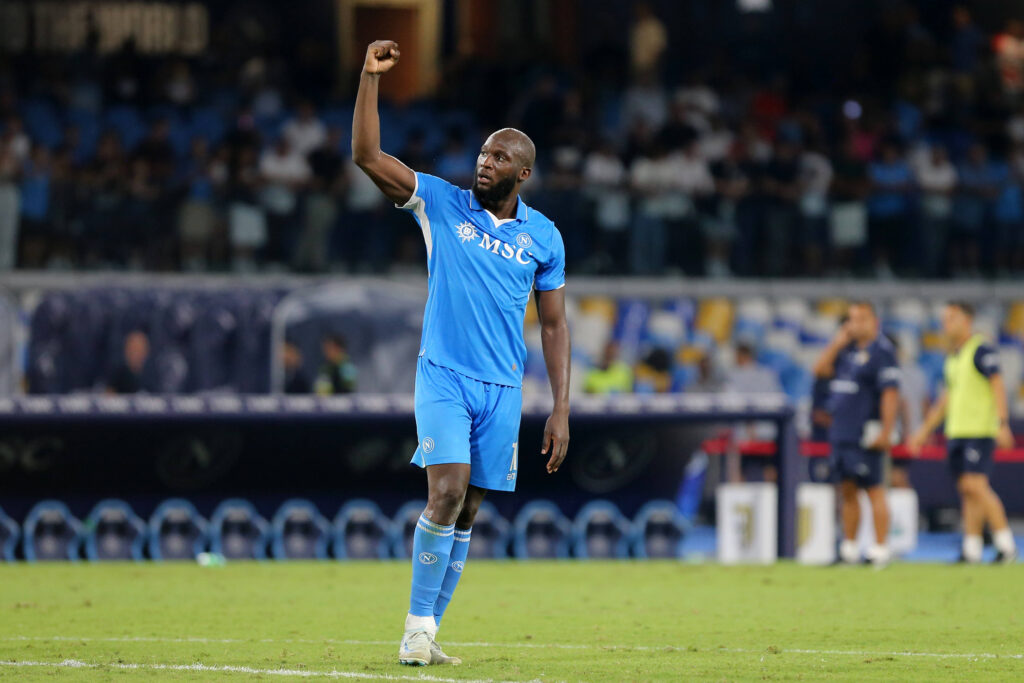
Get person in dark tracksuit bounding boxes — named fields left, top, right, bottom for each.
left=814, top=302, right=900, bottom=566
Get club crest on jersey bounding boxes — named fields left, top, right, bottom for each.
left=421, top=437, right=435, bottom=453
left=516, top=232, right=533, bottom=248
left=454, top=221, right=478, bottom=244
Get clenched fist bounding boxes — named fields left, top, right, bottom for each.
left=364, top=40, right=400, bottom=75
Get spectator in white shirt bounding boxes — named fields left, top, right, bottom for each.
left=798, top=144, right=834, bottom=275
left=914, top=144, right=956, bottom=276
left=282, top=101, right=327, bottom=158
left=259, top=138, right=310, bottom=265
left=582, top=141, right=630, bottom=272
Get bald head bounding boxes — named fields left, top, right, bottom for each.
left=486, top=128, right=536, bottom=169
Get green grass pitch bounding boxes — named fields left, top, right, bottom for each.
left=1, top=561, right=1022, bottom=681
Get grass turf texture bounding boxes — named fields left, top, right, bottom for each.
left=0, top=562, right=1022, bottom=681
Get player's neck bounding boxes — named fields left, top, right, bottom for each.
left=475, top=191, right=519, bottom=221
left=951, top=331, right=972, bottom=350
left=855, top=333, right=875, bottom=349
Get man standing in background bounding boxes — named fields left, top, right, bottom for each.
left=813, top=302, right=900, bottom=566
left=909, top=302, right=1017, bottom=563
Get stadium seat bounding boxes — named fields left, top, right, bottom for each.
left=334, top=499, right=391, bottom=559
left=465, top=501, right=511, bottom=559
left=391, top=500, right=428, bottom=559
left=630, top=501, right=686, bottom=559
left=148, top=499, right=208, bottom=561
left=1005, top=301, right=1024, bottom=338
left=271, top=499, right=330, bottom=560
left=571, top=500, right=630, bottom=559
left=695, top=298, right=734, bottom=344
left=0, top=507, right=18, bottom=561
left=512, top=501, right=571, bottom=559
left=209, top=499, right=270, bottom=560
left=83, top=499, right=146, bottom=561
left=23, top=500, right=83, bottom=562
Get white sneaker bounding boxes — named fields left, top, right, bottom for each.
left=430, top=639, right=462, bottom=665
left=398, top=630, right=432, bottom=666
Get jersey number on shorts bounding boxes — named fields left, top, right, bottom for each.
left=507, top=442, right=518, bottom=481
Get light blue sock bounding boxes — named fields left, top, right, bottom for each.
left=409, top=514, right=455, bottom=617
left=434, top=527, right=471, bottom=626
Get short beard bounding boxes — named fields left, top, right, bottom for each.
left=472, top=175, right=517, bottom=206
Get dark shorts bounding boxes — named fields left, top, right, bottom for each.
left=947, top=438, right=995, bottom=477
left=830, top=443, right=884, bottom=488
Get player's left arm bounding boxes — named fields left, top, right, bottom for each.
left=874, top=386, right=900, bottom=451
left=870, top=351, right=901, bottom=450
left=976, top=344, right=1014, bottom=449
left=536, top=287, right=570, bottom=473
left=989, top=373, right=1013, bottom=449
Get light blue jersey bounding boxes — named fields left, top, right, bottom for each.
left=399, top=172, right=565, bottom=491
left=398, top=172, right=566, bottom=388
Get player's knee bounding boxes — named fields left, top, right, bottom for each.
left=426, top=482, right=466, bottom=524
left=456, top=500, right=482, bottom=528
left=958, top=475, right=984, bottom=498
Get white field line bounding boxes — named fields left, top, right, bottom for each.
left=1, top=636, right=1022, bottom=661
left=0, top=658, right=534, bottom=682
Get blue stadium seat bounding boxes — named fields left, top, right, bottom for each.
left=148, top=499, right=207, bottom=561
left=209, top=499, right=270, bottom=560
left=571, top=500, right=630, bottom=559
left=465, top=501, right=511, bottom=559
left=630, top=501, right=686, bottom=559
left=23, top=500, right=82, bottom=562
left=333, top=499, right=391, bottom=559
left=512, top=501, right=571, bottom=559
left=391, top=500, right=427, bottom=559
left=0, top=507, right=19, bottom=562
left=271, top=499, right=330, bottom=560
left=83, top=499, right=146, bottom=561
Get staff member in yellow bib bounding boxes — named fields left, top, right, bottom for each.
left=909, top=302, right=1017, bottom=564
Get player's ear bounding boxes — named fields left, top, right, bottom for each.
left=519, top=167, right=532, bottom=183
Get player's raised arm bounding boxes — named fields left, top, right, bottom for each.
left=351, top=40, right=416, bottom=205
left=812, top=324, right=851, bottom=378
left=536, top=287, right=570, bottom=473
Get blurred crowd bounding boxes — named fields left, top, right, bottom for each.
left=2, top=4, right=1024, bottom=278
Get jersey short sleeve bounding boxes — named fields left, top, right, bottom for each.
left=534, top=226, right=566, bottom=291
left=973, top=343, right=1000, bottom=377
left=396, top=172, right=454, bottom=212
left=876, top=345, right=900, bottom=390
left=396, top=172, right=458, bottom=263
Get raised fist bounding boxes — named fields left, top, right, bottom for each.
left=364, top=40, right=400, bottom=75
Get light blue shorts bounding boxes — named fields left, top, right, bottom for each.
left=412, top=357, right=522, bottom=492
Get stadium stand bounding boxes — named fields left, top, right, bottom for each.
left=270, top=499, right=330, bottom=561
left=513, top=500, right=572, bottom=559
left=82, top=499, right=146, bottom=561
left=630, top=500, right=687, bottom=559
left=0, top=507, right=19, bottom=562
left=147, top=498, right=208, bottom=561
left=570, top=500, right=632, bottom=559
left=333, top=499, right=391, bottom=560
left=22, top=500, right=82, bottom=562
left=209, top=499, right=270, bottom=561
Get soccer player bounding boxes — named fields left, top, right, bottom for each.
left=813, top=302, right=900, bottom=566
left=352, top=41, right=571, bottom=665
left=908, top=302, right=1017, bottom=564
